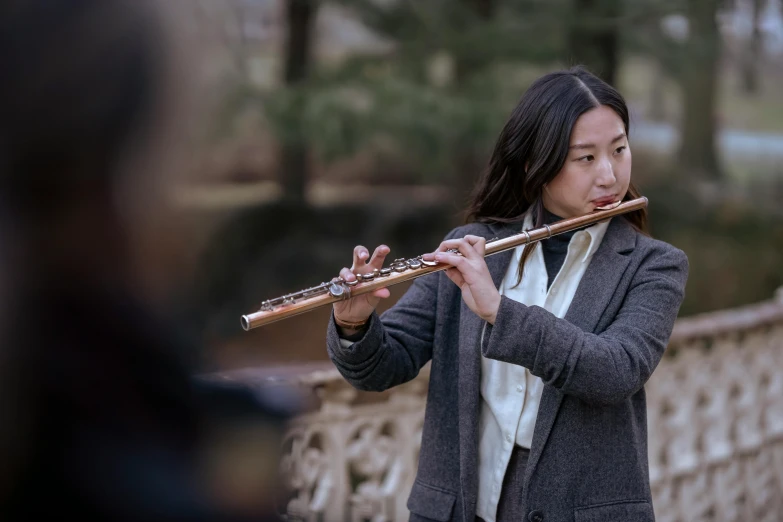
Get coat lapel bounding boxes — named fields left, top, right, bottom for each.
left=523, top=217, right=638, bottom=486
left=458, top=220, right=519, bottom=519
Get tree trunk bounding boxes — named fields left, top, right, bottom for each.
left=452, top=0, right=495, bottom=85
left=649, top=61, right=667, bottom=121
left=473, top=0, right=493, bottom=18
left=282, top=0, right=315, bottom=203
left=567, top=0, right=620, bottom=86
left=741, top=0, right=763, bottom=94
left=230, top=2, right=249, bottom=79
left=452, top=0, right=496, bottom=202
left=678, top=0, right=723, bottom=181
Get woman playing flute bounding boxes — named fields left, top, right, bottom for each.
left=326, top=66, right=688, bottom=522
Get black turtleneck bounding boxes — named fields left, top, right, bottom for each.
left=540, top=208, right=577, bottom=290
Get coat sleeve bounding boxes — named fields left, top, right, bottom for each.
left=326, top=228, right=462, bottom=392
left=481, top=244, right=688, bottom=405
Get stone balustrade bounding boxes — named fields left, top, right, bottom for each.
left=645, top=292, right=783, bottom=522
left=211, top=289, right=783, bottom=521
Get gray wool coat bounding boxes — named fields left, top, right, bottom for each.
left=326, top=215, right=689, bottom=522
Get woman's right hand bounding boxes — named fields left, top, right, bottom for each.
left=333, top=244, right=392, bottom=325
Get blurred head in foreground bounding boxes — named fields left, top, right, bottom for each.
left=0, top=0, right=193, bottom=307
left=0, top=0, right=287, bottom=519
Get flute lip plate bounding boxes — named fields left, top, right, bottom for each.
left=595, top=200, right=622, bottom=210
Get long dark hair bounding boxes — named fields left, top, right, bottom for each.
left=465, top=65, right=647, bottom=284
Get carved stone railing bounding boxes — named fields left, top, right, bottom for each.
left=211, top=289, right=783, bottom=522
left=645, top=290, right=783, bottom=522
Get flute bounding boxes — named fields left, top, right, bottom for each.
left=240, top=197, right=648, bottom=331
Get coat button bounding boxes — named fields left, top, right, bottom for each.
left=528, top=510, right=544, bottom=522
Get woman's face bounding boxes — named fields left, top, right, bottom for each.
left=541, top=105, right=631, bottom=218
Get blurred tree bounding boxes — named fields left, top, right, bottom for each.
left=281, top=0, right=318, bottom=202
left=566, top=0, right=620, bottom=85
left=740, top=0, right=764, bottom=94
left=647, top=60, right=667, bottom=121
left=230, top=0, right=251, bottom=78
left=453, top=0, right=494, bottom=84
left=678, top=0, right=723, bottom=181
left=242, top=0, right=732, bottom=194
left=622, top=0, right=724, bottom=180
left=259, top=0, right=569, bottom=200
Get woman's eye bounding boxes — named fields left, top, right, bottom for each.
left=614, top=146, right=626, bottom=154
left=578, top=155, right=594, bottom=162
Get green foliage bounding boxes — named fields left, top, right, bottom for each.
left=216, top=0, right=722, bottom=182
left=236, top=0, right=585, bottom=180
left=256, top=68, right=509, bottom=180
left=331, top=0, right=566, bottom=71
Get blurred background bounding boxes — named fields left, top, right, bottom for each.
left=170, top=0, right=783, bottom=372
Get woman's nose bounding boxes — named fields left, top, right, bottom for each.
left=596, top=158, right=616, bottom=187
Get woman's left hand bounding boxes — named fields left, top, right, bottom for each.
left=422, top=235, right=501, bottom=324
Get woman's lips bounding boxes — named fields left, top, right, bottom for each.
left=592, top=196, right=617, bottom=208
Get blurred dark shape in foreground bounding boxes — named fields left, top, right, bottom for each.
left=0, top=0, right=293, bottom=519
